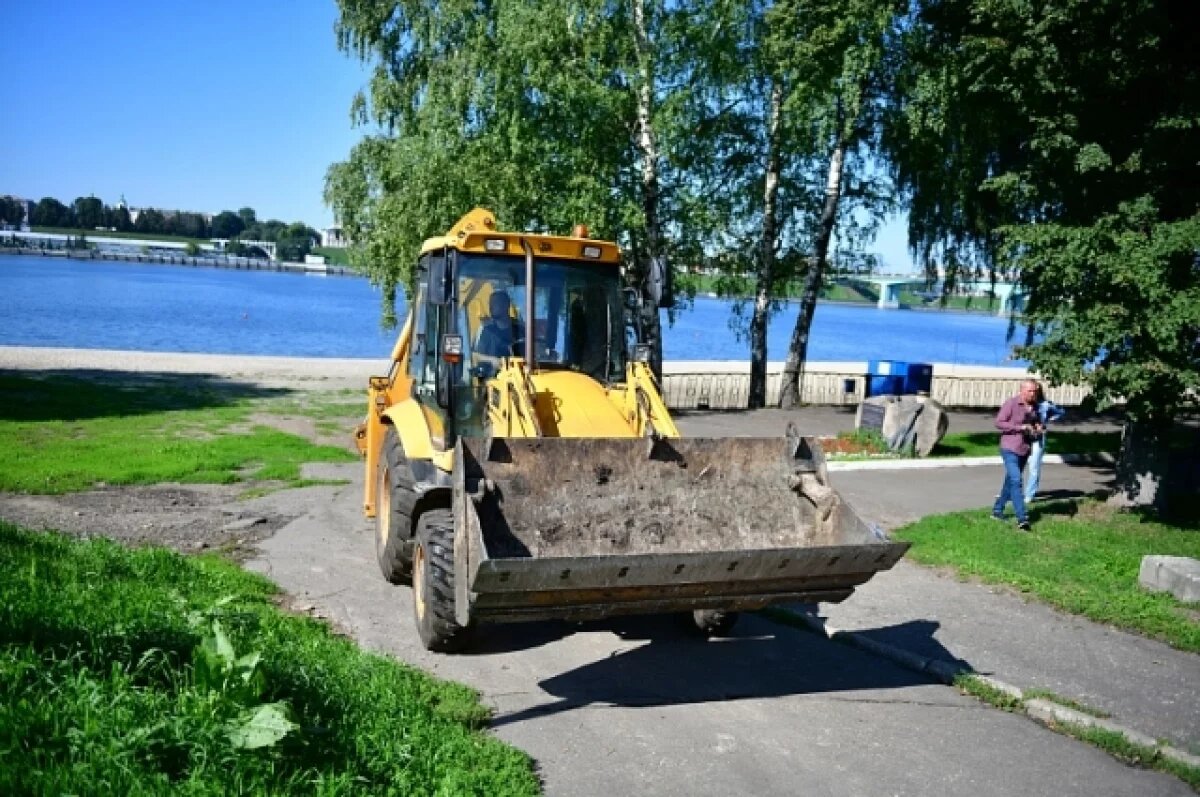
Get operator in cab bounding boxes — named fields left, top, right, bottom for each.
left=474, top=290, right=521, bottom=366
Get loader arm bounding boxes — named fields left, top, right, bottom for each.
left=483, top=358, right=544, bottom=438
left=619, top=361, right=680, bottom=438
left=356, top=312, right=416, bottom=517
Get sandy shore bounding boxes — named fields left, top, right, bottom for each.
left=0, top=346, right=386, bottom=390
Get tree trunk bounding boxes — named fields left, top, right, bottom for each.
left=631, top=0, right=666, bottom=381
left=749, top=80, right=783, bottom=409
left=779, top=128, right=847, bottom=408
left=1108, top=417, right=1172, bottom=513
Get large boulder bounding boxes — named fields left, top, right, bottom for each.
left=856, top=395, right=950, bottom=457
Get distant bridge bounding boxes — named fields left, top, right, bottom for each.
left=210, top=238, right=277, bottom=260
left=836, top=274, right=1025, bottom=315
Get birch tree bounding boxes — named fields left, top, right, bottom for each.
left=326, top=0, right=701, bottom=380
left=772, top=0, right=901, bottom=408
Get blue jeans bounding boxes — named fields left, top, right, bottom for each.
left=993, top=449, right=1029, bottom=523
left=1024, top=436, right=1045, bottom=504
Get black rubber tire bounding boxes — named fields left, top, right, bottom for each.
left=375, top=427, right=413, bottom=584
left=412, top=508, right=473, bottom=652
left=691, top=609, right=740, bottom=637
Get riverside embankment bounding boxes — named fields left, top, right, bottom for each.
left=0, top=346, right=1072, bottom=409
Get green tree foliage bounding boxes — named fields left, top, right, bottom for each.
left=325, top=0, right=707, bottom=348
left=889, top=0, right=1200, bottom=508
left=72, top=196, right=105, bottom=229
left=111, top=204, right=131, bottom=232
left=211, top=210, right=245, bottom=239
left=275, top=222, right=319, bottom=261
left=161, top=211, right=210, bottom=239
left=32, top=197, right=72, bottom=227
left=133, top=208, right=166, bottom=235
left=0, top=196, right=25, bottom=227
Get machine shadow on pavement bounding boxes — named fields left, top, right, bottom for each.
left=800, top=612, right=973, bottom=673
left=488, top=612, right=968, bottom=728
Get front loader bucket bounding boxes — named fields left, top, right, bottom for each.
left=451, top=435, right=908, bottom=626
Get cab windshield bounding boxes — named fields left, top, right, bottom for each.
left=456, top=252, right=626, bottom=383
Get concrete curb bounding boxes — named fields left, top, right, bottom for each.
left=826, top=452, right=1115, bottom=472
left=771, top=608, right=1200, bottom=772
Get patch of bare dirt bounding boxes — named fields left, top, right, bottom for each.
left=0, top=483, right=296, bottom=559
left=245, top=412, right=359, bottom=452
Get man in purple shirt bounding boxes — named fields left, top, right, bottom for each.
left=992, top=379, right=1043, bottom=531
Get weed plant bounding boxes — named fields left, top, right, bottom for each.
left=0, top=522, right=538, bottom=795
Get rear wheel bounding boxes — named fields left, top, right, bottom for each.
left=375, top=427, right=413, bottom=583
left=412, top=508, right=473, bottom=652
left=691, top=609, right=739, bottom=637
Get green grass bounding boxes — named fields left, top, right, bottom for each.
left=931, top=431, right=1121, bottom=458
left=0, top=374, right=356, bottom=494
left=312, top=247, right=352, bottom=267
left=32, top=226, right=210, bottom=244
left=0, top=522, right=539, bottom=794
left=1022, top=688, right=1112, bottom=718
left=894, top=501, right=1200, bottom=651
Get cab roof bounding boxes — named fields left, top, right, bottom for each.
left=418, top=208, right=622, bottom=265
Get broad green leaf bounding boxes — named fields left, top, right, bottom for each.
left=227, top=702, right=298, bottom=750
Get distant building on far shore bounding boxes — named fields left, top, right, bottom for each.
left=321, top=225, right=347, bottom=248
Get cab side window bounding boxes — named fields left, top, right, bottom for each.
left=409, top=256, right=442, bottom=390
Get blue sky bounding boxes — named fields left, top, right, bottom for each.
left=1, top=2, right=368, bottom=229
left=0, top=1, right=914, bottom=269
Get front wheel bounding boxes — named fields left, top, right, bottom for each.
left=412, top=509, right=473, bottom=652
left=691, top=609, right=739, bottom=637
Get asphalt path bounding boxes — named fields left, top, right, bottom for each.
left=246, top=457, right=1191, bottom=797
left=5, top=350, right=1185, bottom=793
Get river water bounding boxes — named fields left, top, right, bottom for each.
left=0, top=253, right=1023, bottom=364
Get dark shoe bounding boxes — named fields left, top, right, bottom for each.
left=1016, top=521, right=1031, bottom=533
left=991, top=513, right=1006, bottom=522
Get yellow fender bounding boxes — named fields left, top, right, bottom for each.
left=363, top=397, right=443, bottom=517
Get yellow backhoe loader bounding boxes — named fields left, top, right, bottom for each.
left=356, top=209, right=907, bottom=651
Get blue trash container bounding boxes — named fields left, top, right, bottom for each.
left=866, top=375, right=904, bottom=397
left=865, top=360, right=907, bottom=397
left=904, top=363, right=933, bottom=395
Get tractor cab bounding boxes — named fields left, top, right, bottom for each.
left=406, top=210, right=628, bottom=440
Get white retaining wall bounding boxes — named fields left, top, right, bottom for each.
left=660, top=361, right=1090, bottom=410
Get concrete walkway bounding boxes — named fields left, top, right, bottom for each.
left=677, top=409, right=1199, bottom=758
